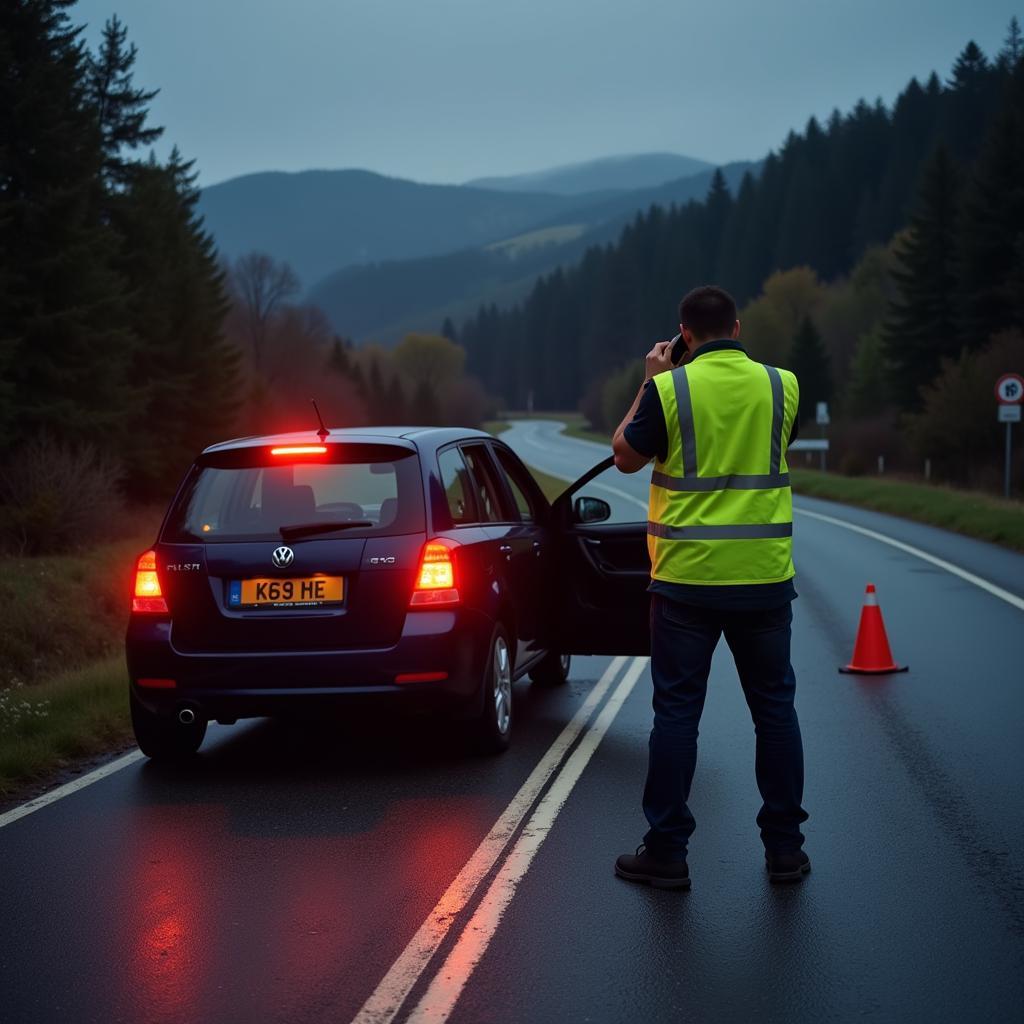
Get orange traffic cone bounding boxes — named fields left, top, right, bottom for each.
left=839, top=584, right=908, bottom=675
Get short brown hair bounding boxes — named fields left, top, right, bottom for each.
left=678, top=285, right=737, bottom=340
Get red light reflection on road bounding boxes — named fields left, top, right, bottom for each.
left=270, top=798, right=486, bottom=1020
left=123, top=809, right=219, bottom=1023
left=116, top=796, right=489, bottom=1021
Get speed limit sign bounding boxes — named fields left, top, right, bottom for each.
left=996, top=373, right=1023, bottom=499
left=995, top=373, right=1024, bottom=404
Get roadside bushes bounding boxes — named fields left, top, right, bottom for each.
left=908, top=330, right=1024, bottom=491
left=0, top=437, right=124, bottom=555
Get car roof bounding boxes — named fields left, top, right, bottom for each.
left=201, top=426, right=493, bottom=456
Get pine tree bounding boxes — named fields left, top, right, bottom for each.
left=845, top=327, right=892, bottom=417
left=884, top=146, right=961, bottom=407
left=943, top=42, right=996, bottom=164
left=788, top=317, right=831, bottom=424
left=997, top=16, right=1022, bottom=72
left=0, top=0, right=136, bottom=450
left=955, top=61, right=1024, bottom=351
left=109, top=150, right=238, bottom=495
left=440, top=316, right=458, bottom=343
left=701, top=169, right=732, bottom=271
left=86, top=15, right=161, bottom=189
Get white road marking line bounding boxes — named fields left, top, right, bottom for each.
left=406, top=656, right=650, bottom=1024
left=351, top=656, right=630, bottom=1024
left=0, top=750, right=144, bottom=830
left=795, top=507, right=1024, bottom=612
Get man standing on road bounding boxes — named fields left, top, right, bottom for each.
left=611, top=285, right=810, bottom=889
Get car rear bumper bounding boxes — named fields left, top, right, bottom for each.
left=126, top=608, right=490, bottom=720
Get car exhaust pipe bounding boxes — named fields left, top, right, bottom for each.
left=178, top=706, right=197, bottom=726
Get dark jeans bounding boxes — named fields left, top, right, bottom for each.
left=643, top=595, right=808, bottom=859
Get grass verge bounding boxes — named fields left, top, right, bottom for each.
left=790, top=470, right=1024, bottom=551
left=0, top=532, right=154, bottom=688
left=0, top=656, right=131, bottom=796
left=0, top=519, right=157, bottom=797
left=559, top=418, right=612, bottom=445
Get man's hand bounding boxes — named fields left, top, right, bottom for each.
left=645, top=340, right=675, bottom=382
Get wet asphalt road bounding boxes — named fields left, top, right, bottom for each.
left=2, top=419, right=1023, bottom=1023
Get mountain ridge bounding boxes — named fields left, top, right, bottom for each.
left=466, top=152, right=713, bottom=195
left=197, top=168, right=609, bottom=287
left=308, top=160, right=758, bottom=344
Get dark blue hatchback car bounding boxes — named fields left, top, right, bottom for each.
left=126, top=426, right=650, bottom=759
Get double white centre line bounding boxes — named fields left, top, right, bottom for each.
left=353, top=654, right=649, bottom=1024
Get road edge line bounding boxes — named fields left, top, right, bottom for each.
left=405, top=656, right=650, bottom=1024
left=350, top=655, right=630, bottom=1024
left=0, top=750, right=145, bottom=830
left=794, top=507, right=1024, bottom=612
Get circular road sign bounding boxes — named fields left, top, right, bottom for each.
left=995, top=373, right=1024, bottom=404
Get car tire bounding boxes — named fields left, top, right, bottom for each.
left=529, top=651, right=571, bottom=687
left=473, top=626, right=513, bottom=754
left=130, top=691, right=207, bottom=760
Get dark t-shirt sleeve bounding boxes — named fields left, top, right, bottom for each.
left=789, top=417, right=799, bottom=445
left=622, top=380, right=668, bottom=464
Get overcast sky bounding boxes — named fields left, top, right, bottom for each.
left=72, top=0, right=1018, bottom=187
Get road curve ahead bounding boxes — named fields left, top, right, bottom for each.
left=0, top=418, right=1022, bottom=1024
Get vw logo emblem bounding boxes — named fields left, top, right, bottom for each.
left=272, top=545, right=295, bottom=569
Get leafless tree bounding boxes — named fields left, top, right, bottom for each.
left=231, top=251, right=300, bottom=372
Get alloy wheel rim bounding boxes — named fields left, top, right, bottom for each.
left=493, top=636, right=511, bottom=734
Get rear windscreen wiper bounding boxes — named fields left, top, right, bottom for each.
left=279, top=521, right=374, bottom=541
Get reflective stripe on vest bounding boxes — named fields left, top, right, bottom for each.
left=648, top=351, right=798, bottom=587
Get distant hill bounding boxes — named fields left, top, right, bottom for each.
left=197, top=169, right=606, bottom=287
left=308, top=161, right=757, bottom=343
left=466, top=152, right=713, bottom=195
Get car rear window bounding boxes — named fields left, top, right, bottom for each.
left=163, top=443, right=424, bottom=542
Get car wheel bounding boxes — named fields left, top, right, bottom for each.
left=529, top=651, right=571, bottom=687
left=130, top=691, right=207, bottom=760
left=473, top=626, right=513, bottom=754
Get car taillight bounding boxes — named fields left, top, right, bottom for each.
left=410, top=539, right=460, bottom=607
left=132, top=549, right=168, bottom=613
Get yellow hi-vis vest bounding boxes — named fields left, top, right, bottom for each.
left=648, top=347, right=799, bottom=586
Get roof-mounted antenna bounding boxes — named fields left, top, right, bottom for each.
left=311, top=398, right=329, bottom=443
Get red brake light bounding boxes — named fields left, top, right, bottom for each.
left=411, top=540, right=460, bottom=607
left=132, top=549, right=168, bottom=613
left=270, top=445, right=327, bottom=456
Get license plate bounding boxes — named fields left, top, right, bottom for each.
left=229, top=576, right=344, bottom=608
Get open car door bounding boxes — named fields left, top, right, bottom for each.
left=547, top=456, right=651, bottom=656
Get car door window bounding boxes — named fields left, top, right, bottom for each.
left=461, top=445, right=507, bottom=522
left=437, top=447, right=477, bottom=524
left=494, top=447, right=542, bottom=523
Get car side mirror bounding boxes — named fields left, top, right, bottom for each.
left=573, top=495, right=611, bottom=524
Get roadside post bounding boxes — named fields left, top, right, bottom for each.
left=816, top=401, right=830, bottom=471
left=996, top=373, right=1023, bottom=499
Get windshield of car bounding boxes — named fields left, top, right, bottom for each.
left=163, top=446, right=424, bottom=542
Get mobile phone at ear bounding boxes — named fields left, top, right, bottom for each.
left=670, top=333, right=686, bottom=365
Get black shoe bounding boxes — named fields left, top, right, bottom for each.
left=765, top=849, right=811, bottom=883
left=615, top=845, right=691, bottom=890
